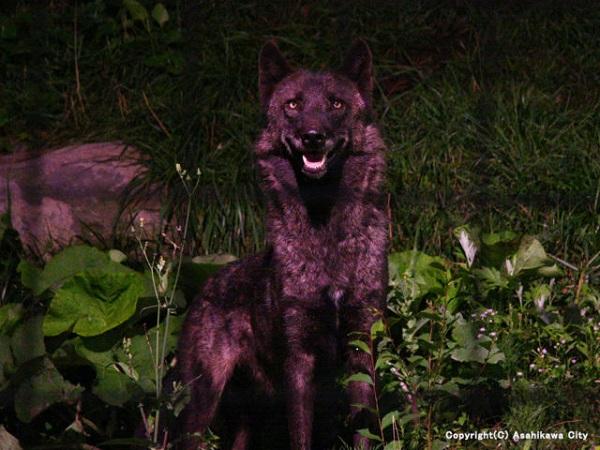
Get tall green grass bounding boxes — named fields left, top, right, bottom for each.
left=1, top=0, right=599, bottom=260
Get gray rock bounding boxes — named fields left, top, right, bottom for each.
left=0, top=143, right=164, bottom=259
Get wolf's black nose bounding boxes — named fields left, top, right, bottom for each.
left=301, top=130, right=325, bottom=147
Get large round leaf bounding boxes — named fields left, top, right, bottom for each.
left=43, top=269, right=145, bottom=337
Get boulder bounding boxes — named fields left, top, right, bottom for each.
left=0, top=143, right=165, bottom=259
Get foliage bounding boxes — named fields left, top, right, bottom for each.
left=1, top=224, right=598, bottom=448
left=351, top=228, right=599, bottom=450
left=0, top=235, right=229, bottom=447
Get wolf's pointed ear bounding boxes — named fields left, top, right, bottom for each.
left=259, top=41, right=292, bottom=110
left=341, top=39, right=373, bottom=107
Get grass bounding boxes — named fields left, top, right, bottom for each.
left=1, top=0, right=599, bottom=261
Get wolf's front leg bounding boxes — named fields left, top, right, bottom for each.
left=283, top=304, right=317, bottom=450
left=285, top=349, right=316, bottom=450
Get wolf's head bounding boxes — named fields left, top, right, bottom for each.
left=258, top=40, right=374, bottom=179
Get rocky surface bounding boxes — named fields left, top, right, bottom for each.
left=0, top=143, right=165, bottom=259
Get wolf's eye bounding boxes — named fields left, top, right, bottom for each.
left=286, top=100, right=299, bottom=110
left=331, top=99, right=344, bottom=109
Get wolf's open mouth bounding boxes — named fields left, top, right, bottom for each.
left=302, top=153, right=326, bottom=171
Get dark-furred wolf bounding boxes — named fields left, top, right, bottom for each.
left=177, top=40, right=388, bottom=450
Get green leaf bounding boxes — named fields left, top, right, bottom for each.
left=151, top=3, right=169, bottom=27
left=116, top=314, right=184, bottom=394
left=450, top=315, right=489, bottom=363
left=486, top=343, right=506, bottom=364
left=451, top=345, right=489, bottom=364
left=11, top=315, right=46, bottom=366
left=450, top=315, right=476, bottom=347
left=383, top=441, right=403, bottom=450
left=14, top=357, right=82, bottom=422
left=123, top=0, right=149, bottom=23
left=17, top=260, right=43, bottom=294
left=44, top=269, right=145, bottom=336
left=357, top=428, right=382, bottom=442
left=479, top=230, right=520, bottom=268
left=349, top=339, right=371, bottom=355
left=345, top=372, right=374, bottom=386
left=74, top=338, right=139, bottom=406
left=370, top=319, right=385, bottom=338
left=512, top=236, right=562, bottom=277
left=381, top=410, right=401, bottom=430
left=388, top=251, right=447, bottom=300
left=94, top=369, right=140, bottom=406
left=0, top=303, right=23, bottom=334
left=108, top=249, right=127, bottom=263
left=33, top=245, right=112, bottom=295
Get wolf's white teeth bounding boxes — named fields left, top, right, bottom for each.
left=302, top=155, right=326, bottom=170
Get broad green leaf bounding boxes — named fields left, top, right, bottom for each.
left=349, top=339, right=371, bottom=355
left=74, top=338, right=139, bottom=406
left=388, top=251, right=447, bottom=300
left=115, top=314, right=184, bottom=394
left=32, top=245, right=112, bottom=295
left=450, top=315, right=476, bottom=348
left=11, top=315, right=46, bottom=366
left=512, top=236, right=562, bottom=277
left=436, top=380, right=459, bottom=396
left=451, top=345, right=489, bottom=364
left=151, top=3, right=169, bottom=27
left=384, top=440, right=403, bottom=450
left=370, top=319, right=385, bottom=338
left=486, top=343, right=506, bottom=364
left=108, top=249, right=127, bottom=263
left=123, top=0, right=149, bottom=23
left=94, top=369, right=140, bottom=406
left=14, top=357, right=82, bottom=422
left=357, top=428, right=382, bottom=442
left=0, top=303, right=23, bottom=334
left=17, top=260, right=43, bottom=294
left=479, top=230, right=520, bottom=268
left=450, top=315, right=489, bottom=363
left=345, top=372, right=374, bottom=386
left=381, top=410, right=401, bottom=430
left=44, top=269, right=145, bottom=336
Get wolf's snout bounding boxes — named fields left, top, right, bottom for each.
left=301, top=130, right=325, bottom=148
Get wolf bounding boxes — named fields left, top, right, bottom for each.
left=176, top=40, right=388, bottom=450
